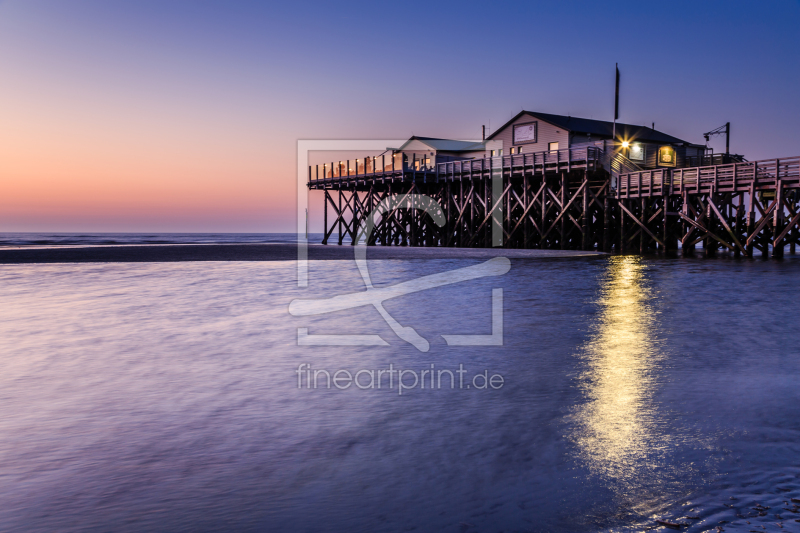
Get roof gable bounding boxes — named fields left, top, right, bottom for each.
left=399, top=136, right=485, bottom=152
left=486, top=111, right=693, bottom=145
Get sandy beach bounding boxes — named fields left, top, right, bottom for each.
left=0, top=243, right=605, bottom=263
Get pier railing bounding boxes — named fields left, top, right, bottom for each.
left=685, top=153, right=747, bottom=167
left=308, top=146, right=604, bottom=185
left=436, top=147, right=602, bottom=178
left=309, top=153, right=406, bottom=181
left=617, top=157, right=800, bottom=198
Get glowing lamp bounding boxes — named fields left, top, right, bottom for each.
left=621, top=141, right=630, bottom=148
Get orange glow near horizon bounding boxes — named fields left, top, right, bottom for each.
left=0, top=73, right=298, bottom=232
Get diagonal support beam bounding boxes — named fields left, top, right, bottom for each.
left=619, top=202, right=665, bottom=247
left=508, top=180, right=547, bottom=241
left=677, top=212, right=735, bottom=251
left=446, top=185, right=475, bottom=246
left=467, top=182, right=513, bottom=246
left=542, top=180, right=588, bottom=240
left=707, top=198, right=746, bottom=255
left=774, top=209, right=800, bottom=245
left=745, top=200, right=777, bottom=246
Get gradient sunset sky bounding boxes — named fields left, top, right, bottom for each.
left=1, top=0, right=798, bottom=233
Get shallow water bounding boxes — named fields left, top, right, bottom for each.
left=1, top=254, right=799, bottom=532
left=0, top=232, right=326, bottom=247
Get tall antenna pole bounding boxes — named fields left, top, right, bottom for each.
left=613, top=63, right=620, bottom=141
left=725, top=122, right=730, bottom=155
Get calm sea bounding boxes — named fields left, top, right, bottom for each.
left=0, top=232, right=326, bottom=247
left=1, top=234, right=799, bottom=532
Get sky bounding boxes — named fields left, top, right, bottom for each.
left=1, top=0, right=798, bottom=233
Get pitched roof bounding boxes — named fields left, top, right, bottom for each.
left=399, top=136, right=485, bottom=152
left=487, top=111, right=695, bottom=145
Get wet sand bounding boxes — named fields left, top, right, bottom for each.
left=0, top=243, right=605, bottom=263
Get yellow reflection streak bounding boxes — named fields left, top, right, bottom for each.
left=573, top=255, right=660, bottom=482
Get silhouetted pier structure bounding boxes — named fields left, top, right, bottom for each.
left=307, top=112, right=800, bottom=258
left=309, top=146, right=615, bottom=252
left=617, top=156, right=800, bottom=257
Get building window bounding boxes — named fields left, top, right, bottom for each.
left=629, top=143, right=645, bottom=162
left=658, top=146, right=677, bottom=167
left=548, top=142, right=559, bottom=151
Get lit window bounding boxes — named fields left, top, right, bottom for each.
left=629, top=143, right=645, bottom=161
left=548, top=142, right=559, bottom=151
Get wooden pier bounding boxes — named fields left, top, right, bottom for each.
left=616, top=156, right=800, bottom=257
left=308, top=150, right=800, bottom=258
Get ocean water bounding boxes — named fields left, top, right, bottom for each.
left=0, top=233, right=326, bottom=247
left=1, top=251, right=800, bottom=532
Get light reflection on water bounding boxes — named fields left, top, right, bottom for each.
left=573, top=256, right=661, bottom=484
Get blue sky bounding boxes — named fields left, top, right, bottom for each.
left=1, top=0, right=798, bottom=231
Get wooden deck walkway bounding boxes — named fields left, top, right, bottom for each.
left=617, top=157, right=800, bottom=198
left=308, top=147, right=603, bottom=190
